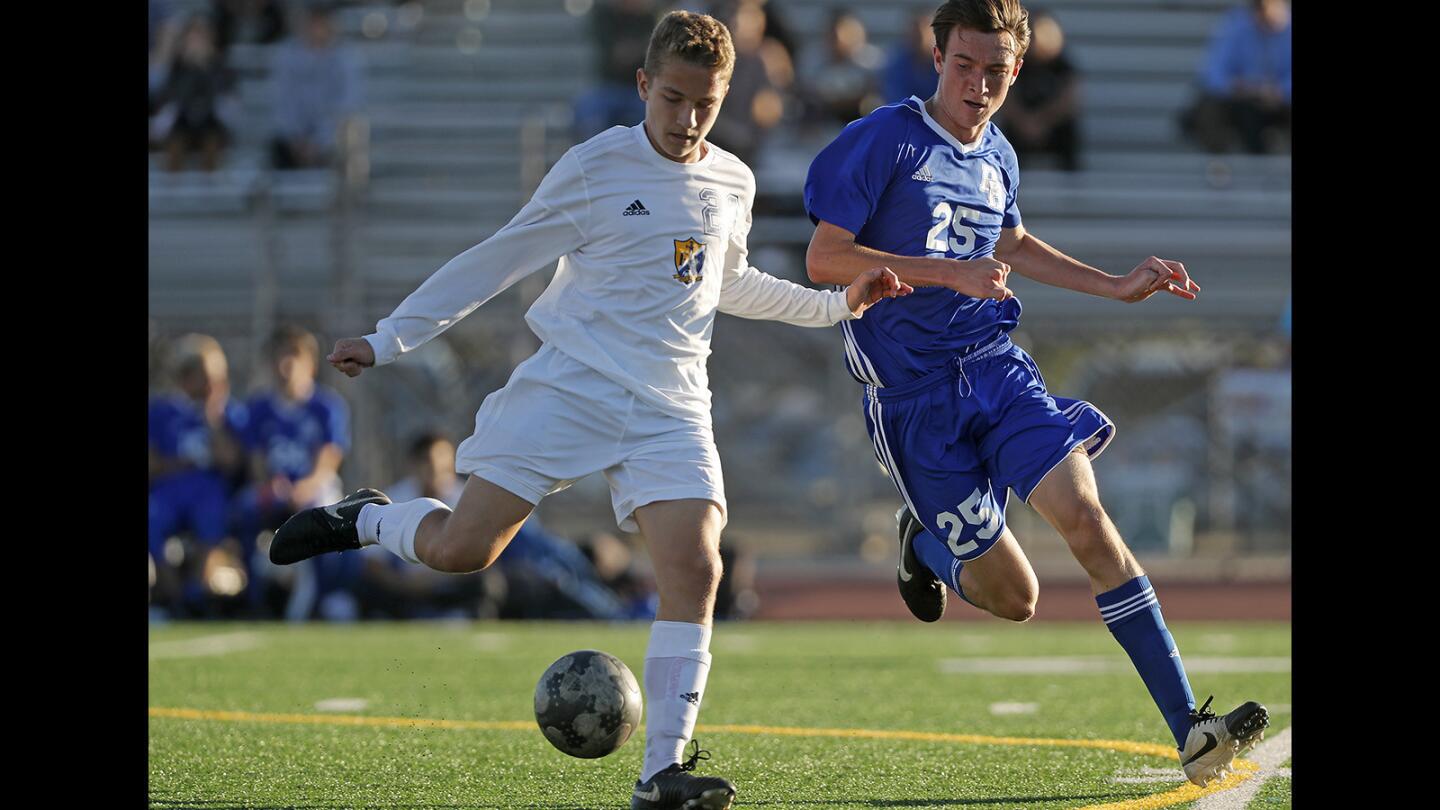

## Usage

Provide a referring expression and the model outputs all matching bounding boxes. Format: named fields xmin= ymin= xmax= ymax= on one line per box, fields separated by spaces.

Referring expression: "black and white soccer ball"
xmin=534 ymin=649 xmax=643 ymax=758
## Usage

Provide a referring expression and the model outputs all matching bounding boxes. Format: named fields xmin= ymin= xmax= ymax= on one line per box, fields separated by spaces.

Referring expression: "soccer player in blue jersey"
xmin=148 ymin=333 xmax=248 ymax=614
xmin=803 ymin=0 xmax=1267 ymax=787
xmin=233 ymin=325 xmax=351 ymax=614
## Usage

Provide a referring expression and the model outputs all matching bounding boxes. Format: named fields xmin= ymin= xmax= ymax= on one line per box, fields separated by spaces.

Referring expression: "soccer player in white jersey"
xmin=268 ymin=11 xmax=909 ymax=810
xmin=802 ymin=0 xmax=1266 ymax=789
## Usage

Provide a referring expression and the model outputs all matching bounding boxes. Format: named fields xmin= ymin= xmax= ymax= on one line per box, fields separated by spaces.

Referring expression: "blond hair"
xmin=931 ymin=0 xmax=1031 ymax=59
xmin=643 ymin=10 xmax=735 ymax=81
xmin=170 ymin=333 xmax=227 ymax=381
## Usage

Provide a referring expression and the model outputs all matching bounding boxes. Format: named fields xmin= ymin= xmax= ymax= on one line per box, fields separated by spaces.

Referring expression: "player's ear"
xmin=933 ymin=44 xmax=943 ymax=73
xmin=1010 ymin=59 xmax=1022 ymax=84
xmin=636 ymin=67 xmax=649 ymax=100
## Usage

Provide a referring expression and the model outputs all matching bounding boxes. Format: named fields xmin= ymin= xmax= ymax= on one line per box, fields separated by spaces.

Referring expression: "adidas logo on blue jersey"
xmin=622 ymin=199 xmax=650 ymax=216
xmin=911 ymin=165 xmax=935 ymax=182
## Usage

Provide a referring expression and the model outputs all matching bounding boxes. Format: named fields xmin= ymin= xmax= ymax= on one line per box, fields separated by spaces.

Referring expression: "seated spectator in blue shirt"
xmin=880 ymin=8 xmax=937 ymax=105
xmin=148 ymin=334 xmax=248 ymax=615
xmin=797 ymin=7 xmax=884 ymax=127
xmin=1182 ymin=0 xmax=1291 ymax=154
xmin=235 ymin=326 xmax=350 ymax=617
xmin=242 ymin=325 xmax=349 ymax=522
xmin=572 ymin=0 xmax=657 ymax=141
xmin=269 ymin=1 xmax=364 ymax=169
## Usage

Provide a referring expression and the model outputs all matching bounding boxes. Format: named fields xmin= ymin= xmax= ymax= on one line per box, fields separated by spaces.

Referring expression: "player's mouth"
xmin=963 ymin=100 xmax=987 ymax=112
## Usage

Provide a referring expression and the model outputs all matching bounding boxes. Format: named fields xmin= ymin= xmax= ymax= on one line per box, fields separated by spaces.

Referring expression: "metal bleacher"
xmin=150 ymin=0 xmax=1290 ymax=329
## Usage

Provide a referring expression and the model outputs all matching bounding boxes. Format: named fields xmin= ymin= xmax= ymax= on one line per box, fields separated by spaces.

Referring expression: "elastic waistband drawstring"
xmin=870 ymin=334 xmax=1013 ymax=403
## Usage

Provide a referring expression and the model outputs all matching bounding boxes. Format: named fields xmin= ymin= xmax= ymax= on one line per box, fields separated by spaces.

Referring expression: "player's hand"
xmin=846 ymin=267 xmax=914 ymax=316
xmin=1112 ymin=256 xmax=1200 ymax=303
xmin=950 ymin=258 xmax=1013 ymax=302
xmin=328 ymin=337 xmax=376 ymax=377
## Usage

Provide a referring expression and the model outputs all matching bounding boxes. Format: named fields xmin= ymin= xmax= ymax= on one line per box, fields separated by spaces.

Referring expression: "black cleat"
xmin=268 ymin=488 xmax=391 ymax=565
xmin=896 ymin=506 xmax=945 ymax=622
xmin=632 ymin=742 xmax=735 ymax=810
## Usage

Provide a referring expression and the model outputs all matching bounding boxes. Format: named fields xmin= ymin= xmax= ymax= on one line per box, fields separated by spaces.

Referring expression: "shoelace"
xmin=1188 ymin=695 xmax=1216 ymax=724
xmin=678 ymin=739 xmax=712 ymax=772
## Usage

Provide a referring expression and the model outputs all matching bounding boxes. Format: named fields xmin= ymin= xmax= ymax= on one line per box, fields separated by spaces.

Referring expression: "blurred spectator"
xmin=996 ymin=9 xmax=1080 ymax=171
xmin=797 ymin=7 xmax=883 ymax=127
xmin=573 ymin=0 xmax=657 ymax=141
xmin=706 ymin=0 xmax=793 ymax=166
xmin=269 ymin=1 xmax=365 ymax=170
xmin=881 ymin=7 xmax=937 ymax=104
xmin=714 ymin=541 xmax=758 ymax=620
xmin=234 ymin=326 xmax=350 ymax=616
xmin=213 ymin=0 xmax=288 ymax=52
xmin=148 ymin=334 xmax=249 ymax=617
xmin=500 ymin=520 xmax=654 ymax=619
xmin=1181 ymin=0 xmax=1291 ymax=154
xmin=356 ymin=433 xmax=504 ymax=619
xmin=150 ymin=0 xmax=181 ymax=144
xmin=150 ymin=14 xmax=241 ymax=172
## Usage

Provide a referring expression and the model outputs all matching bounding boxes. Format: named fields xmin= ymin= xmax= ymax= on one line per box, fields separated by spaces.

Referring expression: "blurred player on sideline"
xmin=267 ymin=11 xmax=909 ymax=810
xmin=801 ymin=0 xmax=1266 ymax=788
xmin=234 ymin=325 xmax=350 ymax=616
xmin=147 ymin=333 xmax=248 ymax=615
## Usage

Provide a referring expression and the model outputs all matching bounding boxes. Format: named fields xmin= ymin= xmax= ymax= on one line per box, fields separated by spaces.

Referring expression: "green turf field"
xmin=148 ymin=621 xmax=1291 ymax=809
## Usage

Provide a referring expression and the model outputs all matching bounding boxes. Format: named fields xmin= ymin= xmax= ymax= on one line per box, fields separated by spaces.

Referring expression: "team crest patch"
xmin=673 ymin=237 xmax=706 ymax=285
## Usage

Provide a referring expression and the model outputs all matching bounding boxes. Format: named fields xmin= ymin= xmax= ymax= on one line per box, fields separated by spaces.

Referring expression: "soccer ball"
xmin=534 ymin=649 xmax=643 ymax=758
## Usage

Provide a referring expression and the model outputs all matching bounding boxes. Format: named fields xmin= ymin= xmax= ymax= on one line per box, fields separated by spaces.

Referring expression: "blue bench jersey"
xmin=244 ymin=388 xmax=350 ymax=481
xmin=804 ymin=96 xmax=1025 ymax=387
xmin=148 ymin=395 xmax=248 ymax=474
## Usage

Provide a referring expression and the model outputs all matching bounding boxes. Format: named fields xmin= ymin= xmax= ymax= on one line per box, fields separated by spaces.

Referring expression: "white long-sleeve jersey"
xmin=363 ymin=123 xmax=857 ymax=422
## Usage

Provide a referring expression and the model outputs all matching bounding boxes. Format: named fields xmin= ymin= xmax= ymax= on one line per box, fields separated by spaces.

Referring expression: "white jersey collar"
xmin=632 ymin=122 xmax=719 ymax=171
xmin=911 ymin=96 xmax=985 ymax=154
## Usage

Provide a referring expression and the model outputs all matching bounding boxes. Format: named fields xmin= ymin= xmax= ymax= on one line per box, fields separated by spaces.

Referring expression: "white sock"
xmin=640 ymin=620 xmax=713 ymax=783
xmin=358 ymin=499 xmax=448 ymax=566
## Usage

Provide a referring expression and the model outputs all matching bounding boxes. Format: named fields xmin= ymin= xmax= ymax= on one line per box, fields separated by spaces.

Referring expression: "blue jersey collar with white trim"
xmin=908 ymin=95 xmax=990 ymax=154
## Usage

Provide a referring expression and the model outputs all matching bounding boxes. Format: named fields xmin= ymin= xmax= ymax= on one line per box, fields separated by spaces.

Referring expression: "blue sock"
xmin=912 ymin=528 xmax=979 ymax=607
xmin=1097 ymin=575 xmax=1196 ymax=748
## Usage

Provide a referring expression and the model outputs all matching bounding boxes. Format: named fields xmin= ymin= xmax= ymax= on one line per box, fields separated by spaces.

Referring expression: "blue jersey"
xmin=804 ymin=96 xmax=1024 ymax=387
xmin=147 ymin=395 xmax=248 ymax=474
xmin=243 ymin=388 xmax=350 ymax=481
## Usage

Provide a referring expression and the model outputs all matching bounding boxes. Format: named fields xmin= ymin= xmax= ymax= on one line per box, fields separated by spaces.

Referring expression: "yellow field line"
xmin=149 ymin=706 xmax=1260 ymax=808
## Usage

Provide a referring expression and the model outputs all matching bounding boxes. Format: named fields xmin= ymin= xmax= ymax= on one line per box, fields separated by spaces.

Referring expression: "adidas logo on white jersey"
xmin=622 ymin=199 xmax=650 ymax=216
xmin=911 ymin=165 xmax=935 ymax=182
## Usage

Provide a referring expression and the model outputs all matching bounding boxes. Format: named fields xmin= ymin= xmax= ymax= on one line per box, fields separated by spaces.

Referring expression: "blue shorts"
xmin=148 ymin=471 xmax=232 ymax=558
xmin=863 ymin=335 xmax=1115 ymax=562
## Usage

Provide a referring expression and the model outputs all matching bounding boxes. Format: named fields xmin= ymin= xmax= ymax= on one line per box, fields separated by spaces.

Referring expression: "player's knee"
xmin=993 ymin=586 xmax=1038 ymax=623
xmin=429 ymin=534 xmax=503 ymax=574
xmin=668 ymin=545 xmax=723 ymax=597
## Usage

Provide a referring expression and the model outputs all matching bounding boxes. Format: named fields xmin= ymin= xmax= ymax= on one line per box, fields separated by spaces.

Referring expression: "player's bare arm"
xmin=845 ymin=267 xmax=915 ymax=316
xmin=328 ymin=337 xmax=376 ymax=378
xmin=994 ymin=224 xmax=1200 ymax=303
xmin=807 ymin=219 xmax=1013 ymax=301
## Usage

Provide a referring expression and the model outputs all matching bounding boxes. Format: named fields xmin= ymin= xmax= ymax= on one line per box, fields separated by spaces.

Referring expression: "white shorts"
xmin=455 ymin=345 xmax=727 ymax=533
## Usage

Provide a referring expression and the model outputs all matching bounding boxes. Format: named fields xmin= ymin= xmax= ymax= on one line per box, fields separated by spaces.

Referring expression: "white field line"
xmin=1195 ymin=725 xmax=1292 ymax=809
xmin=315 ymin=698 xmax=369 ymax=712
xmin=148 ymin=631 xmax=264 ymax=659
xmin=714 ymin=634 xmax=757 ymax=652
xmin=989 ymin=702 xmax=1038 ymax=715
xmin=938 ymin=656 xmax=1290 ymax=675
xmin=471 ymin=632 xmax=510 ymax=651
